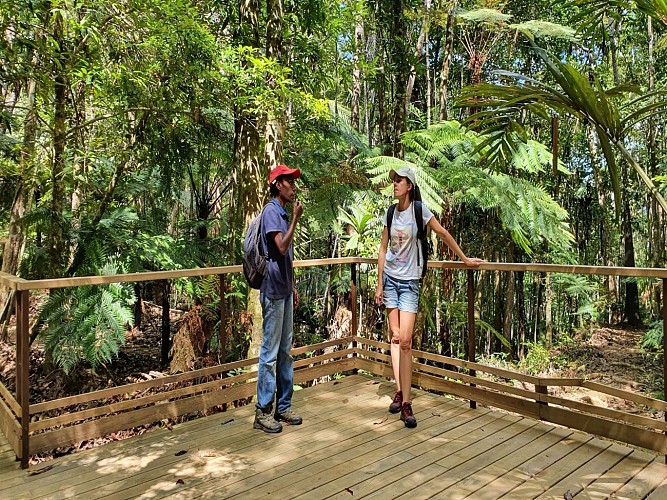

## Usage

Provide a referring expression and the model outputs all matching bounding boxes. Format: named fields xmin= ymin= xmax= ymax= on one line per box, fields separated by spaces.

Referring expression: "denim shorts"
xmin=383 ymin=274 xmax=420 ymax=313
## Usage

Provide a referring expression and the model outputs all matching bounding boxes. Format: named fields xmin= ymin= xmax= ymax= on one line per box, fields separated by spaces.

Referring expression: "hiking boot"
xmin=253 ymin=409 xmax=282 ymax=433
xmin=274 ymin=409 xmax=303 ymax=425
xmin=389 ymin=390 xmax=403 ymax=414
xmin=400 ymin=402 xmax=417 ymax=428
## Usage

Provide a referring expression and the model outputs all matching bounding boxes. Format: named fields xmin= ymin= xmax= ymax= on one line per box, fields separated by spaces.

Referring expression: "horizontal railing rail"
xmin=0 ymin=257 xmax=664 ymax=467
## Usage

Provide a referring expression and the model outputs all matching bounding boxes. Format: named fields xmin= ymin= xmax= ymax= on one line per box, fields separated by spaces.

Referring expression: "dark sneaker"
xmin=274 ymin=409 xmax=303 ymax=425
xmin=389 ymin=390 xmax=403 ymax=414
xmin=400 ymin=402 xmax=417 ymax=428
xmin=254 ymin=409 xmax=282 ymax=433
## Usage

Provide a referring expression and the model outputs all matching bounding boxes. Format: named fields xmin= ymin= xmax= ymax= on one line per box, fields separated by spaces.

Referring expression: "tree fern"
xmin=366 ymin=121 xmax=574 ymax=255
xmin=35 ymin=256 xmax=135 ymax=374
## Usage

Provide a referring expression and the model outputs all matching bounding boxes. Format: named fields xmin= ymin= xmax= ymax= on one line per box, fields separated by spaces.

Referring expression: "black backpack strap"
xmin=386 ymin=203 xmax=397 ymax=236
xmin=258 ymin=204 xmax=268 ymax=257
xmin=415 ymin=201 xmax=424 ymax=239
xmin=414 ymin=201 xmax=429 ymax=278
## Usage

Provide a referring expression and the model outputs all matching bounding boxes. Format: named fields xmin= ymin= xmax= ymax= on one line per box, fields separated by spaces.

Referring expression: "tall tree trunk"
xmin=0 ymin=75 xmax=37 ymax=305
xmin=406 ymin=0 xmax=430 ymax=114
xmin=438 ymin=1 xmax=456 ymax=121
xmin=350 ymin=13 xmax=364 ymax=135
xmin=610 ymin=19 xmax=641 ymax=326
xmin=264 ymin=0 xmax=285 ymax=169
xmin=237 ymin=0 xmax=265 ymax=361
xmin=622 ymin=166 xmax=642 ymax=325
xmin=48 ymin=11 xmax=68 ymax=277
xmin=390 ymin=0 xmax=408 ymax=159
xmin=586 ymin=125 xmax=616 ymax=323
xmin=647 ymin=17 xmax=664 ymax=316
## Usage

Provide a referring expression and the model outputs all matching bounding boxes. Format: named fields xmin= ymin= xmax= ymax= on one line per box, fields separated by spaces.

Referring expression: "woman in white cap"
xmin=374 ymin=166 xmax=483 ymax=428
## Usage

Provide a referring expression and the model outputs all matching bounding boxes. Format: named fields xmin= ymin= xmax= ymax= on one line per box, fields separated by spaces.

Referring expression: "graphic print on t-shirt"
xmin=389 ymin=222 xmax=414 ymax=267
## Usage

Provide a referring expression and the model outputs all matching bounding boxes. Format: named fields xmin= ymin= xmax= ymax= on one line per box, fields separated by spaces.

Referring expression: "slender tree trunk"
xmin=378 ymin=66 xmax=389 ymax=153
xmin=48 ymin=11 xmax=68 ymax=277
xmin=237 ymin=0 xmax=265 ymax=361
xmin=350 ymin=13 xmax=364 ymax=135
xmin=390 ymin=0 xmax=408 ymax=159
xmin=586 ymin=125 xmax=616 ymax=323
xmin=264 ymin=0 xmax=285 ymax=169
xmin=647 ymin=17 xmax=664 ymax=316
xmin=406 ymin=0 xmax=430 ymax=114
xmin=438 ymin=2 xmax=456 ymax=121
xmin=0 ymin=75 xmax=37 ymax=290
xmin=622 ymin=166 xmax=642 ymax=325
xmin=608 ymin=17 xmax=641 ymax=325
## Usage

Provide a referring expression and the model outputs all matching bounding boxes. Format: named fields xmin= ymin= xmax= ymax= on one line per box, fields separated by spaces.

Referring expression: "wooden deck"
xmin=1 ymin=374 xmax=666 ymax=499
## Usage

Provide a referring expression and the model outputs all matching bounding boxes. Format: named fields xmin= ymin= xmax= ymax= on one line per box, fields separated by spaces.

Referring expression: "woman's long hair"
xmin=409 ymin=182 xmax=422 ymax=202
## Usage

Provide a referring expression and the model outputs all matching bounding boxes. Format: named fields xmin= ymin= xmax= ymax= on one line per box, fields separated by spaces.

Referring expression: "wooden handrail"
xmin=2 ymin=257 xmax=666 ymax=291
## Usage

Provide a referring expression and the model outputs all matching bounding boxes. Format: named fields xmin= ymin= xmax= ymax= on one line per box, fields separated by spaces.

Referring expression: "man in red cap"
xmin=253 ymin=164 xmax=304 ymax=433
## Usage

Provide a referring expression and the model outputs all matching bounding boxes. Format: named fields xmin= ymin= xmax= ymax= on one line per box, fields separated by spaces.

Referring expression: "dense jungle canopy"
xmin=1 ymin=0 xmax=666 ymax=374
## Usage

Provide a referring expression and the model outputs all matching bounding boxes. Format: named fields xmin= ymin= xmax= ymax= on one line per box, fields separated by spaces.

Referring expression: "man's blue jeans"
xmin=256 ymin=293 xmax=294 ymax=414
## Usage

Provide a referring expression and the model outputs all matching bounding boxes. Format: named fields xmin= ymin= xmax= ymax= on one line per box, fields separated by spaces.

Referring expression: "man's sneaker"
xmin=253 ymin=409 xmax=282 ymax=433
xmin=274 ymin=409 xmax=303 ymax=425
xmin=400 ymin=402 xmax=417 ymax=428
xmin=389 ymin=390 xmax=403 ymax=414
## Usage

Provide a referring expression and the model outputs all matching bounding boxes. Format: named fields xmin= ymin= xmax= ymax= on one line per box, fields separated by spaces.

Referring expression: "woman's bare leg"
xmin=387 ymin=307 xmax=401 ymax=391
xmin=398 ymin=310 xmax=417 ymax=402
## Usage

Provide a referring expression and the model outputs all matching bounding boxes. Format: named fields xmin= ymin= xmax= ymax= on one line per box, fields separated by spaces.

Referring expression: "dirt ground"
xmin=0 ymin=321 xmax=663 ymax=464
xmin=542 ymin=326 xmax=662 ymax=418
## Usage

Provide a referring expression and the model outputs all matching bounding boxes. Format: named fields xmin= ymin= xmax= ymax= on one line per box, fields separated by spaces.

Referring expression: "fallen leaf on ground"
xmin=563 ymin=490 xmax=573 ymax=500
xmin=176 ymin=479 xmax=185 ymax=485
xmin=373 ymin=417 xmax=388 ymax=425
xmin=28 ymin=465 xmax=53 ymax=476
xmin=221 ymin=419 xmax=234 ymax=425
xmin=175 ymin=450 xmax=187 ymax=456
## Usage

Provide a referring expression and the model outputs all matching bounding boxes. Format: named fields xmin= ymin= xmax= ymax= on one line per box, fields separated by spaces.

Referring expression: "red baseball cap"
xmin=269 ymin=164 xmax=301 ymax=184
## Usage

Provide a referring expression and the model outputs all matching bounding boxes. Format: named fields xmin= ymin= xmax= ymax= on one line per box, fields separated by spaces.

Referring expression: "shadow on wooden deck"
xmin=1 ymin=374 xmax=666 ymax=499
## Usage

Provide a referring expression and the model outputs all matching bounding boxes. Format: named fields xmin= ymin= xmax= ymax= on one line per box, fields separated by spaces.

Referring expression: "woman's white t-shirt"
xmin=382 ymin=202 xmax=433 ymax=280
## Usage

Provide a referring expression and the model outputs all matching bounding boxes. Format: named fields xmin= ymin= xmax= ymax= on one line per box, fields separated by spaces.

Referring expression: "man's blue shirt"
xmin=260 ymin=198 xmax=293 ymax=299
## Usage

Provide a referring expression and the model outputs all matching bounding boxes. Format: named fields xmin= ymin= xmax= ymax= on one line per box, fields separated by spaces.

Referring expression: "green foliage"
xmin=510 ymin=20 xmax=578 ymax=41
xmin=367 ymin=122 xmax=574 ymax=255
xmin=553 ymin=273 xmax=602 ymax=323
xmin=519 ymin=341 xmax=552 ymax=375
xmin=337 ymin=192 xmax=384 ymax=257
xmin=457 ymin=41 xmax=667 ymax=216
xmin=35 ymin=258 xmax=135 ymax=374
xmin=642 ymin=320 xmax=664 ymax=353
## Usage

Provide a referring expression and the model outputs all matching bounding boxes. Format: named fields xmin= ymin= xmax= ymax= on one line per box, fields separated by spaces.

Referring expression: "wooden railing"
xmin=0 ymin=258 xmax=665 ymax=468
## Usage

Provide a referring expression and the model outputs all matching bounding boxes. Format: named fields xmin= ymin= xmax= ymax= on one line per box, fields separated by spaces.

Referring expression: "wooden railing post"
xmin=161 ymin=280 xmax=170 ymax=367
xmin=467 ymin=270 xmax=476 ymax=409
xmin=16 ymin=289 xmax=29 ymax=468
xmin=351 ymin=263 xmax=358 ymax=336
xmin=219 ymin=275 xmax=227 ymax=364
xmin=663 ymin=278 xmax=666 ymax=463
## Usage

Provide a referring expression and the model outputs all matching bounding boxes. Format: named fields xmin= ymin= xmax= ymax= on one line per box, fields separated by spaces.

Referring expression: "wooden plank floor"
xmin=1 ymin=374 xmax=666 ymax=499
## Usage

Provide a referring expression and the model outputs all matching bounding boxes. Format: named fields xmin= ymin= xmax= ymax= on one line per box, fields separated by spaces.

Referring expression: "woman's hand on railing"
xmin=463 ymin=257 xmax=485 ymax=268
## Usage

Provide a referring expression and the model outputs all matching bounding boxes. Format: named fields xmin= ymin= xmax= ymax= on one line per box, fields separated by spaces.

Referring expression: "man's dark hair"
xmin=269 ymin=175 xmax=291 ymax=197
